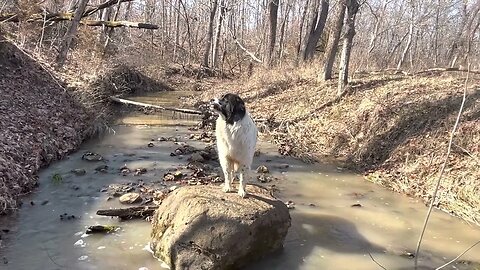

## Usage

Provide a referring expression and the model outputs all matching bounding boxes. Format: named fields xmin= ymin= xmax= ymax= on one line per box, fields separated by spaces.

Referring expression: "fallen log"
xmin=109 ymin=96 xmax=203 ymax=115
xmin=96 ymin=206 xmax=158 ymax=219
xmin=80 ymin=20 xmax=158 ymax=29
xmin=1 ymin=0 xmax=134 ymax=23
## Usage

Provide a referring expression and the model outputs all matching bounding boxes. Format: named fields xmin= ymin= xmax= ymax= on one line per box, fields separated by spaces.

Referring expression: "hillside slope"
xmin=0 ymin=40 xmax=91 ymax=214
xmin=188 ymin=67 xmax=480 ymax=225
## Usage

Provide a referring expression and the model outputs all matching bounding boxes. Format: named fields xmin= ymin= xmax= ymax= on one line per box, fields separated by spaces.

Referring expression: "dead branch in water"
xmin=96 ymin=206 xmax=158 ymax=219
xmin=109 ymin=96 xmax=203 ymax=115
xmin=414 ymin=65 xmax=471 ymax=269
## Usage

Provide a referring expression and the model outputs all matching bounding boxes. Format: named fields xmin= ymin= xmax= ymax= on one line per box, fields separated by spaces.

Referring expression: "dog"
xmin=211 ymin=93 xmax=258 ymax=198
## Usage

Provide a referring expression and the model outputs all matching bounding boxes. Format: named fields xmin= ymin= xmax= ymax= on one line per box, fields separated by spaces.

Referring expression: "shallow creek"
xmin=1 ymin=91 xmax=479 ymax=270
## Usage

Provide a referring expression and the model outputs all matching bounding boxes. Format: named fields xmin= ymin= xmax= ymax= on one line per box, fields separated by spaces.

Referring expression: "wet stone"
xmin=82 ymin=152 xmax=103 ymax=162
xmin=95 ymin=165 xmax=108 ymax=172
xmin=134 ymin=168 xmax=147 ymax=176
xmin=86 ymin=225 xmax=119 ymax=234
xmin=188 ymin=152 xmax=205 ymax=163
xmin=119 ymin=192 xmax=142 ymax=204
xmin=147 ymin=142 xmax=155 ymax=147
xmin=71 ymin=169 xmax=86 ymax=176
xmin=256 ymin=165 xmax=270 ymax=174
xmin=351 ymin=203 xmax=362 ymax=207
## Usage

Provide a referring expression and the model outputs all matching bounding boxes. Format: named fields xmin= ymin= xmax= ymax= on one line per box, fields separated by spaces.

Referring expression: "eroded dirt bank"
xmin=186 ymin=67 xmax=480 ymax=225
xmin=0 ymin=40 xmax=91 ymax=214
xmin=0 ymin=38 xmax=169 ymax=215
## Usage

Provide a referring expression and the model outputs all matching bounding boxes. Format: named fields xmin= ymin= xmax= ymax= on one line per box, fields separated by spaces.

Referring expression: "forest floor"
xmin=183 ymin=66 xmax=480 ymax=225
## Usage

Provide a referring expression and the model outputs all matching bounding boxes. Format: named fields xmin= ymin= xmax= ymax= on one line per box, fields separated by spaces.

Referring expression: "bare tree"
xmin=396 ymin=0 xmax=415 ymax=71
xmin=203 ymin=0 xmax=219 ymax=67
xmin=56 ymin=0 xmax=90 ymax=68
xmin=337 ymin=0 xmax=359 ymax=95
xmin=265 ymin=0 xmax=279 ymax=67
xmin=323 ymin=0 xmax=346 ymax=80
xmin=302 ymin=0 xmax=329 ymax=61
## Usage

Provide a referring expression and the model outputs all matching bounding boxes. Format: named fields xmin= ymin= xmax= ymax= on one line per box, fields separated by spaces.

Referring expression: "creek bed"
xmin=1 ymin=91 xmax=479 ymax=270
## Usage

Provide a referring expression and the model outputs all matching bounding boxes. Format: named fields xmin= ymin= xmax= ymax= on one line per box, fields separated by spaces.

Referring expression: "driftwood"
xmin=96 ymin=206 xmax=158 ymax=219
xmin=109 ymin=96 xmax=203 ymax=115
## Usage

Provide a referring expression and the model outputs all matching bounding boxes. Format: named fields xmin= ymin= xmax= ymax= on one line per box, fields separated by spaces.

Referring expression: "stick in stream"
xmin=96 ymin=206 xmax=158 ymax=219
xmin=109 ymin=96 xmax=203 ymax=115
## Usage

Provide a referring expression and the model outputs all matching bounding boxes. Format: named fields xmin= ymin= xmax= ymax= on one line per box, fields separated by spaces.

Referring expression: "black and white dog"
xmin=211 ymin=94 xmax=258 ymax=198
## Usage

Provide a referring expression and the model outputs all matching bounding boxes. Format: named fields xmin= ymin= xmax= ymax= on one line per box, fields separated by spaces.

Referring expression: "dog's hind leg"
xmin=221 ymin=157 xmax=233 ymax=193
xmin=238 ymin=165 xmax=248 ymax=198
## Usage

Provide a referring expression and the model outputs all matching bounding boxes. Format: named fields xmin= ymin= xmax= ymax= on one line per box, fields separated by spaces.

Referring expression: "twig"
xmin=435 ymin=240 xmax=480 ymax=270
xmin=453 ymin=143 xmax=480 ymax=164
xmin=41 ymin=243 xmax=66 ymax=268
xmin=413 ymin=64 xmax=471 ymax=269
xmin=368 ymin=252 xmax=387 ymax=270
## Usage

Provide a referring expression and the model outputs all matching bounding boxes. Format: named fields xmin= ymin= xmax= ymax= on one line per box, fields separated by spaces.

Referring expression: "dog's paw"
xmin=238 ymin=189 xmax=247 ymax=198
xmin=222 ymin=185 xmax=232 ymax=193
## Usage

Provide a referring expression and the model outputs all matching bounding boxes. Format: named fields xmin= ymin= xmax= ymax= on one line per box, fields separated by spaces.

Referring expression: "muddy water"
xmin=1 ymin=91 xmax=480 ymax=270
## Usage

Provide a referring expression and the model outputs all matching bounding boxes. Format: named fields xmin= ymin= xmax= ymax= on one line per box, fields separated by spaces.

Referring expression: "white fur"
xmin=215 ymin=111 xmax=258 ymax=198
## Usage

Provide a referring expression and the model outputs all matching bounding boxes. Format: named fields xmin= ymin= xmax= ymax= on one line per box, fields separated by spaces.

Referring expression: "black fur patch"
xmin=215 ymin=93 xmax=246 ymax=125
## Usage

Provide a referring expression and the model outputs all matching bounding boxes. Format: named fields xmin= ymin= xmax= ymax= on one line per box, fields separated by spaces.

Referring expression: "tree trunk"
xmin=303 ymin=0 xmax=329 ymax=61
xmin=173 ymin=0 xmax=181 ymax=62
xmin=396 ymin=1 xmax=414 ymax=71
xmin=337 ymin=0 xmax=359 ymax=95
xmin=277 ymin=0 xmax=292 ymax=61
xmin=56 ymin=0 xmax=89 ymax=68
xmin=212 ymin=0 xmax=226 ymax=68
xmin=264 ymin=0 xmax=279 ymax=67
xmin=203 ymin=0 xmax=219 ymax=67
xmin=296 ymin=0 xmax=310 ymax=63
xmin=323 ymin=0 xmax=346 ymax=80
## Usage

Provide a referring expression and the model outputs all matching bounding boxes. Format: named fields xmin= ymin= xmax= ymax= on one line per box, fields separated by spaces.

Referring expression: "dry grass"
xmin=186 ymin=66 xmax=480 ymax=225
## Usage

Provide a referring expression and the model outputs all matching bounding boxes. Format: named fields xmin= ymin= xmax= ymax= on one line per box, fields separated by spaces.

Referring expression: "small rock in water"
xmin=71 ymin=169 xmax=86 ymax=176
xmin=254 ymin=150 xmax=261 ymax=157
xmin=40 ymin=200 xmax=49 ymax=205
xmin=82 ymin=152 xmax=103 ymax=162
xmin=309 ymin=203 xmax=316 ymax=207
xmin=30 ymin=201 xmax=35 ymax=206
xmin=274 ymin=164 xmax=289 ymax=169
xmin=78 ymin=255 xmax=88 ymax=261
xmin=157 ymin=137 xmax=167 ymax=142
xmin=3 ymin=257 xmax=8 ymax=264
xmin=285 ymin=201 xmax=295 ymax=209
xmin=147 ymin=142 xmax=155 ymax=148
xmin=351 ymin=203 xmax=362 ymax=208
xmin=86 ymin=225 xmax=119 ymax=234
xmin=134 ymin=168 xmax=147 ymax=176
xmin=119 ymin=193 xmax=142 ymax=204
xmin=257 ymin=174 xmax=274 ymax=183
xmin=95 ymin=165 xmax=108 ymax=173
xmin=256 ymin=165 xmax=270 ymax=174
xmin=188 ymin=152 xmax=204 ymax=163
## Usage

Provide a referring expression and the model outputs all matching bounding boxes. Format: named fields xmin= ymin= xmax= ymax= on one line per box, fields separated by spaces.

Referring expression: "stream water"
xmin=1 ymin=91 xmax=479 ymax=270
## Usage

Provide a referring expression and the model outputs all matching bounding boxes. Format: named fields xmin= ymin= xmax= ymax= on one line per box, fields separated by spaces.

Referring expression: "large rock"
xmin=150 ymin=184 xmax=291 ymax=270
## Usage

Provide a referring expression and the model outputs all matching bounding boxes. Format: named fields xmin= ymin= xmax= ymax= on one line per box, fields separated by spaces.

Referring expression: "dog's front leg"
xmin=221 ymin=158 xmax=233 ymax=193
xmin=238 ymin=165 xmax=248 ymax=198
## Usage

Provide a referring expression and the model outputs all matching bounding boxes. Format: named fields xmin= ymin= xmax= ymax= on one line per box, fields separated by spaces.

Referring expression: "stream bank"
xmin=1 ymin=91 xmax=479 ymax=270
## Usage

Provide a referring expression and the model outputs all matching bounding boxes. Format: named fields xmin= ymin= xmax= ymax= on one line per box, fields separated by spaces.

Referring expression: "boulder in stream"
xmin=150 ymin=185 xmax=291 ymax=270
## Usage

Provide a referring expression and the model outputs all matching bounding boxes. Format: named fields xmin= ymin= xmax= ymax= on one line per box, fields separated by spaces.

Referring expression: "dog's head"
xmin=211 ymin=93 xmax=246 ymax=125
